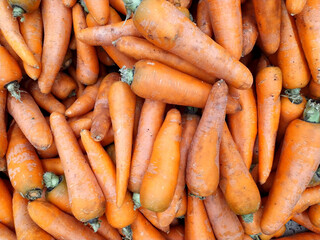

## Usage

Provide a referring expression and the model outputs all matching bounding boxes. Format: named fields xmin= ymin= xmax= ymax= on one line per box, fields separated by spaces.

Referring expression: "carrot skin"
xmin=276 ymin=232 xmax=320 ymax=240
xmin=0 ymin=222 xmax=16 ymax=240
xmin=84 ymin=0 xmax=109 ymax=25
xmin=0 ymin=90 xmax=7 ymax=159
xmin=51 ymin=72 xmax=77 ymax=100
xmin=41 ymin=158 xmax=64 ymax=175
xmin=196 ymin=0 xmax=213 ymax=37
xmin=0 ymin=179 xmax=14 ymax=230
xmin=309 ymin=204 xmax=320 ymax=227
xmin=286 ymin=0 xmax=307 ymax=15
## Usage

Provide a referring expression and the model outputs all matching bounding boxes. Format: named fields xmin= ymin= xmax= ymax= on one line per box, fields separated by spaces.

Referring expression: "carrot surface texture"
xmin=0 ymin=178 xmax=14 ymax=230
xmin=0 ymin=90 xmax=7 ymax=160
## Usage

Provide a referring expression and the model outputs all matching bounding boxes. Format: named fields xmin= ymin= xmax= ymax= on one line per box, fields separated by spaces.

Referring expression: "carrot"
xmin=296 ymin=0 xmax=320 ymax=84
xmin=160 ymin=225 xmax=184 ymax=240
xmin=65 ymin=79 xmax=101 ymax=118
xmin=62 ymin=95 xmax=77 ymax=109
xmin=277 ymin=89 xmax=307 ymax=143
xmin=241 ymin=0 xmax=258 ymax=56
xmin=227 ymin=86 xmax=257 ymax=169
xmin=8 ymin=0 xmax=40 ymax=18
xmin=0 ymin=222 xmax=16 ymax=240
xmin=95 ymin=215 xmax=122 ymax=240
xmin=7 ymin=91 xmax=53 ymax=150
xmin=0 ymin=30 xmax=22 ymax=66
xmin=309 ymin=204 xmax=320 ymax=227
xmin=243 ymin=235 xmax=252 ymax=240
xmin=205 ymin=187 xmax=244 ymax=240
xmin=63 ymin=0 xmax=77 ymax=7
xmin=276 ymin=232 xmax=320 ymax=240
xmin=51 ymin=72 xmax=77 ymax=100
xmin=157 ymin=112 xmax=199 ymax=227
xmin=261 ymin=100 xmax=320 ymax=235
xmin=73 ymin=4 xmax=99 ymax=85
xmin=185 ymin=193 xmax=215 ymax=240
xmin=128 ymin=99 xmax=166 ymax=193
xmin=83 ymin=0 xmax=109 ymax=25
xmin=109 ymin=0 xmax=126 ymax=15
xmin=114 ymin=36 xmax=216 ymax=83
xmin=97 ymin=47 xmax=115 ymax=66
xmin=175 ymin=189 xmax=187 ymax=218
xmin=106 ymin=143 xmax=116 ymax=164
xmin=0 ymin=0 xmax=39 ymax=68
xmin=50 ymin=112 xmax=105 ymax=223
xmin=292 ymin=211 xmax=320 ymax=234
xmin=41 ymin=158 xmax=64 ymax=175
xmin=91 ymin=73 xmax=119 ymax=141
xmin=278 ymin=0 xmax=310 ymax=89
xmin=0 ymin=90 xmax=7 ymax=160
xmin=309 ymin=80 xmax=320 ymax=99
xmin=13 ymin=191 xmax=54 ymax=240
xmin=186 ymin=80 xmax=228 ymax=197
xmin=196 ymin=0 xmax=213 ymax=37
xmin=28 ymin=200 xmax=105 ymax=239
xmin=124 ymin=0 xmax=253 ymax=89
xmin=69 ymin=118 xmax=92 ymax=138
xmin=260 ymin=225 xmax=286 ymax=240
xmin=220 ymin=122 xmax=261 ymax=215
xmin=292 ymin=185 xmax=320 ymax=214
xmin=6 ymin=123 xmax=44 ymax=200
xmin=36 ymin=117 xmax=58 ymax=158
xmin=80 ymin=129 xmax=138 ymax=228
xmin=19 ymin=9 xmax=42 ymax=80
xmin=0 ymin=178 xmax=14 ymax=230
xmin=260 ymin=171 xmax=276 ymax=194
xmin=38 ymin=0 xmax=72 ymax=94
xmin=136 ymin=207 xmax=169 ymax=232
xmin=168 ymin=0 xmax=191 ymax=7
xmin=256 ymin=66 xmax=282 ymax=184
xmin=108 ymin=81 xmax=136 ymax=207
xmin=132 ymin=96 xmax=144 ymax=142
xmin=252 ymin=0 xmax=281 ymax=54
xmin=68 ymin=66 xmax=85 ymax=98
xmin=286 ymin=0 xmax=307 ymax=15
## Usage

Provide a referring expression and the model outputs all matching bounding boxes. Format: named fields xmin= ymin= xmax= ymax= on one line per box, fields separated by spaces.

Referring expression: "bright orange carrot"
xmin=175 ymin=189 xmax=187 ymax=218
xmin=63 ymin=0 xmax=77 ymax=7
xmin=309 ymin=79 xmax=320 ymax=99
xmin=41 ymin=158 xmax=64 ymax=175
xmin=186 ymin=80 xmax=228 ymax=197
xmin=286 ymin=0 xmax=307 ymax=15
xmin=160 ymin=225 xmax=184 ymax=240
xmin=84 ymin=0 xmax=109 ymax=25
xmin=309 ymin=204 xmax=320 ymax=227
xmin=0 ymin=178 xmax=14 ymax=230
xmin=292 ymin=185 xmax=320 ymax=214
xmin=0 ymin=222 xmax=16 ymax=240
xmin=36 ymin=119 xmax=58 ymax=159
xmin=51 ymin=72 xmax=77 ymax=100
xmin=292 ymin=211 xmax=320 ymax=234
xmin=196 ymin=0 xmax=213 ymax=37
xmin=38 ymin=0 xmax=72 ymax=94
xmin=8 ymin=0 xmax=40 ymax=17
xmin=69 ymin=117 xmax=92 ymax=138
xmin=0 ymin=30 xmax=22 ymax=68
xmin=136 ymin=206 xmax=169 ymax=232
xmin=0 ymin=90 xmax=7 ymax=160
xmin=68 ymin=66 xmax=85 ymax=98
xmin=276 ymin=232 xmax=320 ymax=240
xmin=96 ymin=215 xmax=122 ymax=240
xmin=97 ymin=47 xmax=115 ymax=66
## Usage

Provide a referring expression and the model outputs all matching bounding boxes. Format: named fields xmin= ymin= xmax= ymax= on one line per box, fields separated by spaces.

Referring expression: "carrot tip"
xmin=122 ymin=225 xmax=133 ymax=240
xmin=132 ymin=193 xmax=141 ymax=210
xmin=25 ymin=188 xmax=43 ymax=200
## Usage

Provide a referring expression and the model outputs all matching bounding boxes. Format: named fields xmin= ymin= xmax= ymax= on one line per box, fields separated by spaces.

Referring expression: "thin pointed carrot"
xmin=0 ymin=178 xmax=14 ymax=230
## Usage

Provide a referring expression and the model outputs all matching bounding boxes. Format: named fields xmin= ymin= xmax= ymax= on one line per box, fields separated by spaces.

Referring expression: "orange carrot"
xmin=0 ymin=30 xmax=22 ymax=68
xmin=292 ymin=211 xmax=320 ymax=234
xmin=69 ymin=117 xmax=92 ymax=138
xmin=309 ymin=204 xmax=320 ymax=227
xmin=196 ymin=0 xmax=213 ymax=37
xmin=0 ymin=178 xmax=14 ymax=230
xmin=260 ymin=225 xmax=286 ymax=240
xmin=260 ymin=171 xmax=276 ymax=194
xmin=62 ymin=48 xmax=73 ymax=70
xmin=109 ymin=0 xmax=126 ymax=15
xmin=286 ymin=0 xmax=307 ymax=15
xmin=36 ymin=119 xmax=58 ymax=159
xmin=136 ymin=206 xmax=169 ymax=232
xmin=97 ymin=47 xmax=115 ymax=66
xmin=62 ymin=95 xmax=77 ymax=109
xmin=0 ymin=90 xmax=7 ymax=160
xmin=168 ymin=0 xmax=191 ymax=7
xmin=160 ymin=225 xmax=184 ymax=240
xmin=63 ymin=0 xmax=77 ymax=7
xmin=132 ymin=96 xmax=144 ymax=142
xmin=276 ymin=232 xmax=320 ymax=240
xmin=41 ymin=158 xmax=64 ymax=175
xmin=51 ymin=72 xmax=77 ymax=100
xmin=84 ymin=0 xmax=109 ymax=25
xmin=292 ymin=185 xmax=320 ymax=214
xmin=175 ymin=190 xmax=187 ymax=218
xmin=8 ymin=0 xmax=41 ymax=17
xmin=0 ymin=222 xmax=16 ymax=240
xmin=68 ymin=66 xmax=85 ymax=98
xmin=309 ymin=80 xmax=320 ymax=99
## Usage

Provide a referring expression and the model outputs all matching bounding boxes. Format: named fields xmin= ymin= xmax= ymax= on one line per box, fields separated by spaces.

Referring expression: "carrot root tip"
xmin=122 ymin=225 xmax=133 ymax=240
xmin=6 ymin=81 xmax=22 ymax=102
xmin=43 ymin=172 xmax=61 ymax=190
xmin=132 ymin=192 xmax=141 ymax=210
xmin=119 ymin=66 xmax=134 ymax=85
xmin=303 ymin=99 xmax=320 ymax=123
xmin=25 ymin=188 xmax=43 ymax=200
xmin=85 ymin=218 xmax=101 ymax=232
xmin=241 ymin=213 xmax=254 ymax=223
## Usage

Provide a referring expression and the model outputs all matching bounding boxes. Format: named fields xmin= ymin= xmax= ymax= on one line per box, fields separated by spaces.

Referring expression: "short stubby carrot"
xmin=286 ymin=0 xmax=307 ymax=15
xmin=51 ymin=72 xmax=77 ymax=100
xmin=0 ymin=90 xmax=7 ymax=159
xmin=196 ymin=0 xmax=213 ymax=37
xmin=0 ymin=178 xmax=14 ymax=230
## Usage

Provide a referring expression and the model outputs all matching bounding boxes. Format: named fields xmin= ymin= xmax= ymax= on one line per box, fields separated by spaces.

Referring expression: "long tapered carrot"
xmin=38 ymin=0 xmax=72 ymax=94
xmin=185 ymin=193 xmax=215 ymax=240
xmin=13 ymin=191 xmax=55 ymax=240
xmin=309 ymin=204 xmax=320 ymax=227
xmin=186 ymin=80 xmax=228 ymax=197
xmin=6 ymin=123 xmax=44 ymax=200
xmin=0 ymin=90 xmax=7 ymax=160
xmin=252 ymin=0 xmax=281 ymax=54
xmin=0 ymin=222 xmax=16 ymax=240
xmin=73 ymin=3 xmax=99 ymax=85
xmin=256 ymin=66 xmax=282 ymax=184
xmin=128 ymin=99 xmax=166 ymax=193
xmin=108 ymin=81 xmax=136 ymax=207
xmin=261 ymin=100 xmax=320 ymax=235
xmin=83 ymin=0 xmax=109 ymax=25
xmin=51 ymin=72 xmax=77 ymax=100
xmin=114 ymin=36 xmax=216 ymax=84
xmin=0 ymin=30 xmax=22 ymax=70
xmin=0 ymin=0 xmax=39 ymax=69
xmin=286 ymin=0 xmax=307 ymax=15
xmin=196 ymin=0 xmax=213 ymax=37
xmin=7 ymin=91 xmax=53 ymax=150
xmin=41 ymin=158 xmax=64 ymax=175
xmin=91 ymin=73 xmax=119 ymax=141
xmin=124 ymin=0 xmax=253 ymax=90
xmin=228 ymin=86 xmax=257 ymax=169
xmin=204 ymin=187 xmax=244 ymax=240
xmin=28 ymin=200 xmax=105 ymax=240
xmin=50 ymin=112 xmax=105 ymax=223
xmin=292 ymin=211 xmax=320 ymax=234
xmin=0 ymin=178 xmax=14 ymax=230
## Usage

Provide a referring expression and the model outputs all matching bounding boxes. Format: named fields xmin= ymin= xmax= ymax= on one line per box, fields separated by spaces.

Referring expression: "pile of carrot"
xmin=2 ymin=0 xmax=320 ymax=239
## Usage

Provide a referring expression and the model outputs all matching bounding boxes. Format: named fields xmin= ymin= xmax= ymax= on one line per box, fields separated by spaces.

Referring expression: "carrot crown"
xmin=43 ymin=172 xmax=61 ymax=191
xmin=122 ymin=225 xmax=133 ymax=240
xmin=80 ymin=0 xmax=89 ymax=13
xmin=119 ymin=66 xmax=134 ymax=85
xmin=241 ymin=213 xmax=253 ymax=223
xmin=303 ymin=99 xmax=320 ymax=123
xmin=123 ymin=0 xmax=142 ymax=19
xmin=132 ymin=192 xmax=141 ymax=210
xmin=12 ymin=6 xmax=25 ymax=21
xmin=282 ymin=88 xmax=303 ymax=104
xmin=6 ymin=81 xmax=22 ymax=102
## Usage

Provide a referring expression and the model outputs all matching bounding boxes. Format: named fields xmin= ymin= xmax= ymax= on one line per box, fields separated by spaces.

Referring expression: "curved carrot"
xmin=73 ymin=3 xmax=99 ymax=85
xmin=28 ymin=200 xmax=105 ymax=240
xmin=51 ymin=72 xmax=77 ymax=100
xmin=129 ymin=99 xmax=166 ymax=193
xmin=196 ymin=0 xmax=213 ymax=37
xmin=160 ymin=225 xmax=184 ymax=240
xmin=114 ymin=36 xmax=216 ymax=83
xmin=276 ymin=232 xmax=320 ymax=240
xmin=0 ymin=179 xmax=14 ymax=230
xmin=6 ymin=123 xmax=44 ymax=200
xmin=0 ymin=90 xmax=7 ymax=160
xmin=286 ymin=0 xmax=307 ymax=15
xmin=185 ymin=193 xmax=215 ymax=240
xmin=0 ymin=222 xmax=16 ymax=240
xmin=0 ymin=0 xmax=39 ymax=68
xmin=292 ymin=211 xmax=320 ymax=234
xmin=204 ymin=187 xmax=244 ymax=240
xmin=186 ymin=80 xmax=228 ymax=197
xmin=63 ymin=0 xmax=77 ymax=7
xmin=7 ymin=91 xmax=53 ymax=150
xmin=38 ymin=0 xmax=72 ymax=94
xmin=256 ymin=66 xmax=282 ymax=184
xmin=97 ymin=47 xmax=115 ymax=66
xmin=50 ymin=112 xmax=105 ymax=223
xmin=84 ymin=0 xmax=109 ymax=25
xmin=228 ymin=86 xmax=257 ymax=169
xmin=42 ymin=158 xmax=64 ymax=175
xmin=69 ymin=117 xmax=92 ymax=138
xmin=19 ymin=9 xmax=42 ymax=80
xmin=261 ymin=100 xmax=320 ymax=235
xmin=309 ymin=204 xmax=320 ymax=227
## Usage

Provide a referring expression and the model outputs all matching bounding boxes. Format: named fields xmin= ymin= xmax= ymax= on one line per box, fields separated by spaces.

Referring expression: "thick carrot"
xmin=160 ymin=225 xmax=184 ymax=240
xmin=28 ymin=200 xmax=105 ymax=240
xmin=292 ymin=211 xmax=320 ymax=234
xmin=296 ymin=0 xmax=320 ymax=83
xmin=278 ymin=0 xmax=310 ymax=89
xmin=185 ymin=193 xmax=215 ymax=240
xmin=206 ymin=0 xmax=242 ymax=59
xmin=186 ymin=80 xmax=228 ymax=197
xmin=19 ymin=9 xmax=42 ymax=80
xmin=73 ymin=4 xmax=99 ymax=85
xmin=50 ymin=112 xmax=105 ymax=223
xmin=140 ymin=109 xmax=181 ymax=212
xmin=286 ymin=0 xmax=307 ymax=15
xmin=108 ymin=81 xmax=136 ymax=207
xmin=309 ymin=204 xmax=320 ymax=227
xmin=91 ymin=73 xmax=119 ymax=141
xmin=13 ymin=191 xmax=54 ymax=240
xmin=157 ymin=113 xmax=199 ymax=227
xmin=65 ymin=79 xmax=101 ymax=118
xmin=114 ymin=36 xmax=216 ymax=84
xmin=63 ymin=0 xmax=77 ymax=7
xmin=276 ymin=232 xmax=320 ymax=240
xmin=97 ymin=47 xmax=115 ymax=66
xmin=42 ymin=158 xmax=64 ymax=175
xmin=0 ymin=178 xmax=14 ymax=230
xmin=69 ymin=117 xmax=92 ymax=137
xmin=227 ymin=86 xmax=257 ymax=169
xmin=125 ymin=0 xmax=253 ymax=89
xmin=205 ymin=187 xmax=244 ymax=240
xmin=6 ymin=123 xmax=44 ymax=200
xmin=0 ymin=0 xmax=39 ymax=68
xmin=261 ymin=100 xmax=320 ymax=235
xmin=0 ymin=90 xmax=7 ymax=160
xmin=0 ymin=222 xmax=16 ymax=240
xmin=51 ymin=72 xmax=77 ymax=100
xmin=7 ymin=91 xmax=53 ymax=150
xmin=38 ymin=0 xmax=72 ymax=94
xmin=129 ymin=99 xmax=166 ymax=193
xmin=84 ymin=0 xmax=109 ymax=25
xmin=256 ymin=66 xmax=282 ymax=184
xmin=196 ymin=0 xmax=213 ymax=37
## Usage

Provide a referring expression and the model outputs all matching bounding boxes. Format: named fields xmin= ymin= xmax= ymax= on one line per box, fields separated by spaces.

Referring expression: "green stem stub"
xmin=132 ymin=193 xmax=141 ymax=210
xmin=123 ymin=0 xmax=142 ymax=21
xmin=119 ymin=66 xmax=134 ymax=85
xmin=241 ymin=213 xmax=254 ymax=223
xmin=283 ymin=88 xmax=303 ymax=104
xmin=303 ymin=99 xmax=320 ymax=123
xmin=80 ymin=0 xmax=89 ymax=13
xmin=25 ymin=188 xmax=43 ymax=201
xmin=122 ymin=225 xmax=133 ymax=240
xmin=43 ymin=172 xmax=61 ymax=191
xmin=6 ymin=81 xmax=22 ymax=102
xmin=188 ymin=192 xmax=206 ymax=200
xmin=85 ymin=218 xmax=101 ymax=232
